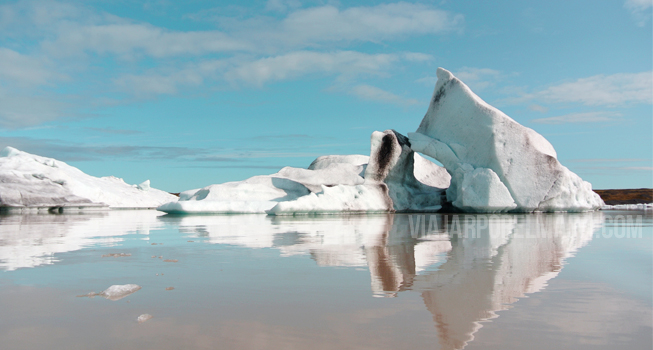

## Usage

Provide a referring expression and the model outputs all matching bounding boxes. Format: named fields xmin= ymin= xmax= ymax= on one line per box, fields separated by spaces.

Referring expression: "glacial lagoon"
xmin=0 ymin=210 xmax=650 ymax=349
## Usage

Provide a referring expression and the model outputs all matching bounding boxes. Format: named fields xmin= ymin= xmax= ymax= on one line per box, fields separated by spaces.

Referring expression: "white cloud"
xmin=350 ymin=84 xmax=418 ymax=106
xmin=0 ymin=1 xmax=454 ymax=127
xmin=452 ymin=67 xmax=500 ymax=90
xmin=0 ymin=88 xmax=73 ymax=128
xmin=568 ymin=158 xmax=651 ymax=163
xmin=531 ymin=111 xmax=623 ymax=124
xmin=417 ymin=67 xmax=501 ymax=91
xmin=275 ymin=3 xmax=463 ymax=45
xmin=625 ymin=0 xmax=652 ymax=27
xmin=43 ymin=23 xmax=253 ymax=59
xmin=0 ymin=48 xmax=66 ymax=87
xmin=224 ymin=51 xmax=399 ymax=86
xmin=518 ymin=72 xmax=652 ymax=107
xmin=266 ymin=0 xmax=301 ymax=13
xmin=529 ymin=104 xmax=548 ymax=113
xmin=36 ymin=2 xmax=462 ymax=59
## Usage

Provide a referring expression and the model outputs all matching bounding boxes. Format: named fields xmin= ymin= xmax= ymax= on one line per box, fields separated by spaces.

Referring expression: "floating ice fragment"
xmin=137 ymin=314 xmax=153 ymax=323
xmin=77 ymin=284 xmax=141 ymax=301
xmin=100 ymin=284 xmax=141 ymax=301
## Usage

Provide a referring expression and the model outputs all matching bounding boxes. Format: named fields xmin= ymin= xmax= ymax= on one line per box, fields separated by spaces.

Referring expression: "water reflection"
xmin=0 ymin=211 xmax=163 ymax=271
xmin=0 ymin=210 xmax=610 ymax=349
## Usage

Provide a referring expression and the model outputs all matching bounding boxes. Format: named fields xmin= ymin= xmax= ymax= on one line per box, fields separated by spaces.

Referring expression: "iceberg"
xmin=159 ymin=67 xmax=603 ymax=215
xmin=408 ymin=68 xmax=604 ymax=213
xmin=0 ymin=147 xmax=177 ymax=210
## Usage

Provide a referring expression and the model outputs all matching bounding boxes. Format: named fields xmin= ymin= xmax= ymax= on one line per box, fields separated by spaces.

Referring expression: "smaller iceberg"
xmin=0 ymin=147 xmax=176 ymax=211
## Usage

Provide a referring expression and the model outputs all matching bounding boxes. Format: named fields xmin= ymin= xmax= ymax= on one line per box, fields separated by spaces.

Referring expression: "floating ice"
xmin=137 ymin=314 xmax=153 ymax=323
xmin=0 ymin=147 xmax=176 ymax=210
xmin=77 ymin=284 xmax=141 ymax=301
xmin=101 ymin=284 xmax=141 ymax=301
xmin=408 ymin=68 xmax=604 ymax=213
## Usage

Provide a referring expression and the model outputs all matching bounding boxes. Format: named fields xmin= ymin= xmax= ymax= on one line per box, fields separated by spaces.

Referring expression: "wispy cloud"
xmin=452 ymin=67 xmax=500 ymax=90
xmin=265 ymin=0 xmax=301 ymax=13
xmin=224 ymin=51 xmax=399 ymax=86
xmin=417 ymin=67 xmax=501 ymax=91
xmin=0 ymin=88 xmax=75 ymax=128
xmin=0 ymin=48 xmax=67 ymax=87
xmin=350 ymin=84 xmax=419 ymax=106
xmin=531 ymin=111 xmax=623 ymax=124
xmin=37 ymin=2 xmax=462 ymax=59
xmin=568 ymin=158 xmax=651 ymax=163
xmin=625 ymin=0 xmax=652 ymax=27
xmin=43 ymin=23 xmax=253 ymax=59
xmin=0 ymin=136 xmax=211 ymax=162
xmin=515 ymin=72 xmax=652 ymax=107
xmin=0 ymin=1 xmax=461 ymax=127
xmin=85 ymin=127 xmax=143 ymax=135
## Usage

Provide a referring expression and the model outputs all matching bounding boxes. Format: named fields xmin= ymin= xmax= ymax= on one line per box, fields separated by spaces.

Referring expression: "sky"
xmin=0 ymin=0 xmax=651 ymax=192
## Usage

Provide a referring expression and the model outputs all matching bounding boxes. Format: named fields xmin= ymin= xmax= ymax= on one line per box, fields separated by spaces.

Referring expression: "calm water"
xmin=0 ymin=210 xmax=650 ymax=350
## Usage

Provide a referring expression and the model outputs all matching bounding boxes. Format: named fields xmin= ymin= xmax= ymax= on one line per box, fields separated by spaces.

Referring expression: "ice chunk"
xmin=408 ymin=68 xmax=604 ymax=212
xmin=77 ymin=284 xmax=141 ymax=301
xmin=100 ymin=284 xmax=141 ymax=301
xmin=137 ymin=314 xmax=153 ymax=323
xmin=0 ymin=147 xmax=176 ymax=209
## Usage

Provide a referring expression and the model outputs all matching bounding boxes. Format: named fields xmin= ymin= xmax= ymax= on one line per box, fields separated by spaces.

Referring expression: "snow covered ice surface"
xmin=0 ymin=147 xmax=177 ymax=210
xmin=408 ymin=68 xmax=604 ymax=213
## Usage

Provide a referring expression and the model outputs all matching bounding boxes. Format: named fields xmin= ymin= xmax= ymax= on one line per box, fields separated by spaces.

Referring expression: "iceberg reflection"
xmin=174 ymin=212 xmax=603 ymax=349
xmin=0 ymin=211 xmax=163 ymax=271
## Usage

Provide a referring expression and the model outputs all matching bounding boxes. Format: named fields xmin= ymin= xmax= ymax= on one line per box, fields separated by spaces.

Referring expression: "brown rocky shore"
xmin=594 ymin=188 xmax=653 ymax=205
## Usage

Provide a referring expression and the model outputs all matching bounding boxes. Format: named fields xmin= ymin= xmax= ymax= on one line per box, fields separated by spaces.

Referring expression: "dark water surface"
xmin=0 ymin=210 xmax=650 ymax=349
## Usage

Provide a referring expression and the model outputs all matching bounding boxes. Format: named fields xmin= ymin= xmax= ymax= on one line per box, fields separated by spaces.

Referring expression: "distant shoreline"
xmin=594 ymin=189 xmax=652 ymax=205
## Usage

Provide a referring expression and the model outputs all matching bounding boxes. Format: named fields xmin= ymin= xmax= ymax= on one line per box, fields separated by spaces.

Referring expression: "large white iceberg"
xmin=0 ymin=147 xmax=177 ymax=210
xmin=158 ymin=67 xmax=603 ymax=215
xmin=408 ymin=68 xmax=604 ymax=213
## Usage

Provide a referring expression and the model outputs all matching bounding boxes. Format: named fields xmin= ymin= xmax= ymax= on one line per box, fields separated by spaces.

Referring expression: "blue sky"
xmin=0 ymin=0 xmax=651 ymax=192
